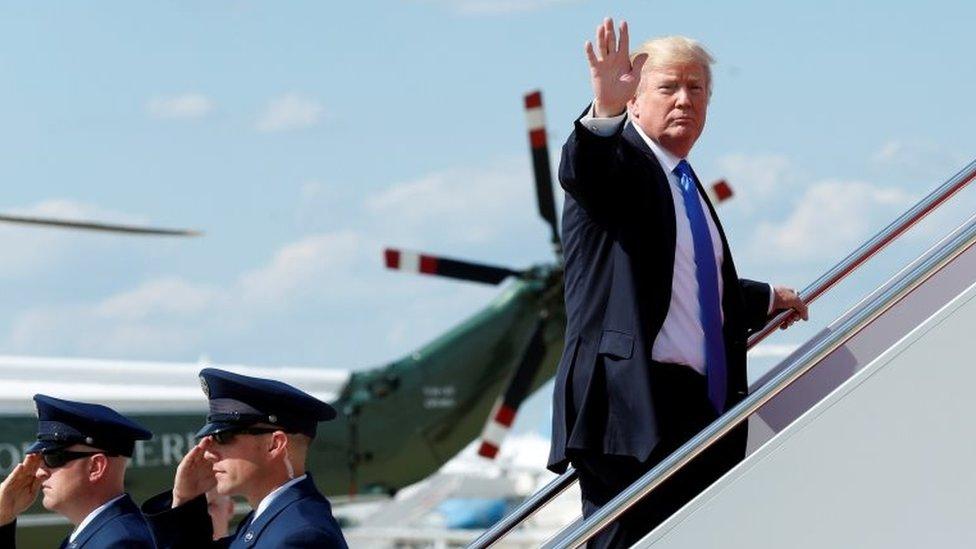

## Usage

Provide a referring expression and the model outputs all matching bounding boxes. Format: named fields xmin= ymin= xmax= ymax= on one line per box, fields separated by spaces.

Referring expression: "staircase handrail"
xmin=468 ymin=158 xmax=976 ymax=549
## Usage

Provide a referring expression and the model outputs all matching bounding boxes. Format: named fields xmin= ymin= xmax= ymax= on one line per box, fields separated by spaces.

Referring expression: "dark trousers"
xmin=569 ymin=362 xmax=748 ymax=549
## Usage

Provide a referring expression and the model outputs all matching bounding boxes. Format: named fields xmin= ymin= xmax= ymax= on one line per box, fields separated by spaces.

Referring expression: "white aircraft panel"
xmin=637 ymin=281 xmax=976 ymax=548
xmin=747 ymin=231 xmax=976 ymax=452
xmin=0 ymin=355 xmax=350 ymax=413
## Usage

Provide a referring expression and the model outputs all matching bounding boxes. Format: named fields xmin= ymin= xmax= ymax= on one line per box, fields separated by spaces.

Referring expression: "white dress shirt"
xmin=252 ymin=474 xmax=306 ymax=521
xmin=69 ymin=494 xmax=126 ymax=543
xmin=580 ymin=105 xmax=772 ymax=374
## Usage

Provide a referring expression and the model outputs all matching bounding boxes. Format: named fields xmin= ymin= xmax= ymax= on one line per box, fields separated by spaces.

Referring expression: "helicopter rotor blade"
xmin=384 ymin=248 xmax=521 ymax=285
xmin=477 ymin=318 xmax=547 ymax=459
xmin=707 ymin=179 xmax=734 ymax=205
xmin=524 ymin=90 xmax=560 ymax=252
xmin=0 ymin=214 xmax=202 ymax=237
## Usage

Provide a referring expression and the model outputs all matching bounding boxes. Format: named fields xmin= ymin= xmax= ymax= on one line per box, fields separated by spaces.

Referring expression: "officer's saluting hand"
xmin=171 ymin=442 xmax=217 ymax=508
xmin=0 ymin=453 xmax=42 ymax=527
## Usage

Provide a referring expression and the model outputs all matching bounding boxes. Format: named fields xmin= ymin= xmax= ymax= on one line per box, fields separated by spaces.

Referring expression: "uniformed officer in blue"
xmin=0 ymin=394 xmax=156 ymax=548
xmin=142 ymin=368 xmax=347 ymax=548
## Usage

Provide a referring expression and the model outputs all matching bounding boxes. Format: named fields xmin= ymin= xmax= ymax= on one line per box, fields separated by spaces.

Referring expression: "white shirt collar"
xmin=253 ymin=474 xmax=307 ymax=521
xmin=628 ymin=120 xmax=684 ymax=175
xmin=69 ymin=494 xmax=126 ymax=543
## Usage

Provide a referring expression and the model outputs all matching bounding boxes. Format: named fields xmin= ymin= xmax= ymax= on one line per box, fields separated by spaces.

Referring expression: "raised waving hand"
xmin=585 ymin=18 xmax=648 ymax=117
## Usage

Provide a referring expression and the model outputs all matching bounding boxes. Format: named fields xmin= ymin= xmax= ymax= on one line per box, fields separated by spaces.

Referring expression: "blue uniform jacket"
xmin=0 ymin=493 xmax=156 ymax=548
xmin=143 ymin=474 xmax=347 ymax=548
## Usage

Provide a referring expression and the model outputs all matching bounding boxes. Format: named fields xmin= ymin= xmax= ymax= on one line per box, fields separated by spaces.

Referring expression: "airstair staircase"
xmin=471 ymin=159 xmax=976 ymax=548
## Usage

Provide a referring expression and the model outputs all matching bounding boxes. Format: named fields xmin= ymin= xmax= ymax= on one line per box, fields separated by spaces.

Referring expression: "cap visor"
xmin=322 ymin=403 xmax=338 ymax=421
xmin=26 ymin=440 xmax=67 ymax=454
xmin=194 ymin=421 xmax=240 ymax=439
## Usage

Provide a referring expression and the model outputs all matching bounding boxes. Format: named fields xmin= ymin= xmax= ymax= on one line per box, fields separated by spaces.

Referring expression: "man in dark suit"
xmin=142 ymin=368 xmax=347 ymax=548
xmin=0 ymin=394 xmax=157 ymax=548
xmin=547 ymin=18 xmax=808 ymax=547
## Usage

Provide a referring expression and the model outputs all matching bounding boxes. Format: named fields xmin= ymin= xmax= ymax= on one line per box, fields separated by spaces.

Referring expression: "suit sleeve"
xmin=0 ymin=519 xmax=16 ymax=548
xmin=739 ymin=278 xmax=773 ymax=333
xmin=142 ymin=490 xmax=227 ymax=549
xmin=101 ymin=540 xmax=156 ymax=549
xmin=279 ymin=527 xmax=348 ymax=548
xmin=558 ymin=105 xmax=627 ymax=219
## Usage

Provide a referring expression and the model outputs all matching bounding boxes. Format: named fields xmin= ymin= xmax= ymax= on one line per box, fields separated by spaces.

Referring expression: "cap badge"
xmin=199 ymin=375 xmax=210 ymax=398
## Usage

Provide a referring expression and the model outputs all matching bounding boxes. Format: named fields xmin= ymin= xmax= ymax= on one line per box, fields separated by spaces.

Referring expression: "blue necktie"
xmin=674 ymin=160 xmax=727 ymax=413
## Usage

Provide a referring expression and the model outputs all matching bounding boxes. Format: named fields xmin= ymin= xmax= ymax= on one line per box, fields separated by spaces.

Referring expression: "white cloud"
xmin=8 ymin=303 xmax=208 ymax=358
xmin=366 ymin=157 xmax=544 ymax=245
xmin=752 ymin=179 xmax=913 ymax=262
xmin=4 ymin=229 xmax=386 ymax=357
xmin=715 ymin=153 xmax=792 ymax=199
xmin=256 ymin=93 xmax=325 ymax=132
xmin=95 ymin=277 xmax=220 ymax=320
xmin=238 ymin=231 xmax=368 ymax=307
xmin=147 ymin=93 xmax=214 ymax=119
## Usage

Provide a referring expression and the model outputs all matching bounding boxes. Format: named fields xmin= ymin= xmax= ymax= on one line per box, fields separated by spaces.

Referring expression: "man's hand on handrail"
xmin=772 ymin=286 xmax=809 ymax=329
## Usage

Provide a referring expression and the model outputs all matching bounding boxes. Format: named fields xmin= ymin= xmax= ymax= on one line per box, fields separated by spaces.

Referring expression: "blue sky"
xmin=0 ymin=1 xmax=973 ymax=433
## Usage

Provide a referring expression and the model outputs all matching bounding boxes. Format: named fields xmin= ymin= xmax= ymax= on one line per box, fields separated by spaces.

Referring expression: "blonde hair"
xmin=632 ymin=36 xmax=715 ymax=94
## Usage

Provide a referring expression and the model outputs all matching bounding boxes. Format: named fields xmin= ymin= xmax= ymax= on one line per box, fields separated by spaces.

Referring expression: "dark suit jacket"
xmin=143 ymin=474 xmax=347 ymax=548
xmin=548 ymin=113 xmax=771 ymax=473
xmin=0 ymin=493 xmax=156 ymax=548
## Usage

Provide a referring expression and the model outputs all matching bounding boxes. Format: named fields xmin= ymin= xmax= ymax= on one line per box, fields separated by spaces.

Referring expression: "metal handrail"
xmin=468 ymin=158 xmax=976 ymax=549
xmin=550 ymin=212 xmax=976 ymax=548
xmin=471 ymin=466 xmax=578 ymax=546
xmin=747 ymin=158 xmax=976 ymax=346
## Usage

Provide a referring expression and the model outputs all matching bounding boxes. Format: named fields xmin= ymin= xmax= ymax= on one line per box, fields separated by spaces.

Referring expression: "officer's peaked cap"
xmin=196 ymin=368 xmax=337 ymax=439
xmin=27 ymin=394 xmax=152 ymax=457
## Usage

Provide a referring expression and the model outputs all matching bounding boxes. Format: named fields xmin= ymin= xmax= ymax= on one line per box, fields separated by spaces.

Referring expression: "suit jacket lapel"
xmin=233 ymin=475 xmax=320 ymax=548
xmin=620 ymin=122 xmax=734 ymax=277
xmin=228 ymin=510 xmax=255 ymax=548
xmin=621 ymin=123 xmax=678 ymax=335
xmin=65 ymin=494 xmax=137 ymax=549
xmin=621 ymin=121 xmax=677 ymax=251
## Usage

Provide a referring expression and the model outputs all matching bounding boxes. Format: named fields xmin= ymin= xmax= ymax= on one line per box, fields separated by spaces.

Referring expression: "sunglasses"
xmin=209 ymin=427 xmax=279 ymax=446
xmin=40 ymin=450 xmax=114 ymax=469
